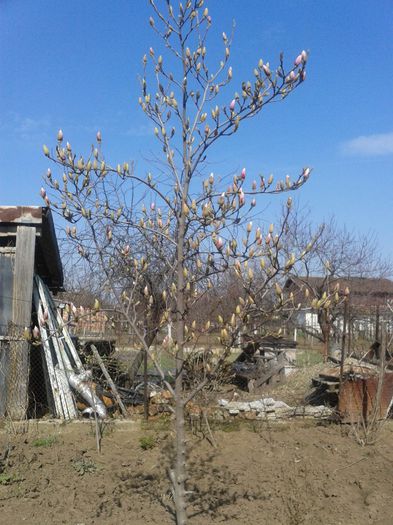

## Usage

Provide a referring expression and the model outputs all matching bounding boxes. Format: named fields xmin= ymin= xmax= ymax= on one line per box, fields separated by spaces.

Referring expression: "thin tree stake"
xmin=90 ymin=344 xmax=128 ymax=417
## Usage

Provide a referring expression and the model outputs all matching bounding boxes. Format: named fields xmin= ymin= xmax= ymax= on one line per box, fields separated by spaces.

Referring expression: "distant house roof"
xmin=0 ymin=206 xmax=63 ymax=291
xmin=285 ymin=275 xmax=393 ymax=308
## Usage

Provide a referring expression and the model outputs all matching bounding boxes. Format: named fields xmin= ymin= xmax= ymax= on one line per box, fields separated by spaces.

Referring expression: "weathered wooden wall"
xmin=6 ymin=227 xmax=36 ymax=419
xmin=0 ymin=248 xmax=15 ymax=417
xmin=0 ymin=248 xmax=14 ymax=335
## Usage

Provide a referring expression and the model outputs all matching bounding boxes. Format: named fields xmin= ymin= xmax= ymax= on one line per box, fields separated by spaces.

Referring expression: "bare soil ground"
xmin=1 ymin=416 xmax=393 ymax=525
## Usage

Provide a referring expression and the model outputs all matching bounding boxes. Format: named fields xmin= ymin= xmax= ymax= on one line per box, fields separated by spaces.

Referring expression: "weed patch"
xmin=32 ymin=436 xmax=57 ymax=448
xmin=139 ymin=435 xmax=156 ymax=450
xmin=71 ymin=457 xmax=97 ymax=476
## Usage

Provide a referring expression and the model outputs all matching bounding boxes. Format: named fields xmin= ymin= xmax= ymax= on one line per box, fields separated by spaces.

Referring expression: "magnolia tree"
xmin=42 ymin=1 xmax=312 ymax=522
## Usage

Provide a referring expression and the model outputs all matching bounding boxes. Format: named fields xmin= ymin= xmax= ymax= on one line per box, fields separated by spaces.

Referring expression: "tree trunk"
xmin=173 ymin=385 xmax=187 ymax=524
xmin=127 ymin=348 xmax=144 ymax=383
xmin=173 ymin=242 xmax=187 ymax=524
xmin=173 ymin=190 xmax=188 ymax=523
xmin=318 ymin=309 xmax=331 ymax=362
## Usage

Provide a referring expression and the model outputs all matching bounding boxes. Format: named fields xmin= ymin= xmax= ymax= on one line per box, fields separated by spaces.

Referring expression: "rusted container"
xmin=338 ymin=372 xmax=393 ymax=424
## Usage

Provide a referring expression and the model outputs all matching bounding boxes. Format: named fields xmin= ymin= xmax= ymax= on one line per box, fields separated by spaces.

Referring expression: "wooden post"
xmin=7 ymin=226 xmax=36 ymax=419
xmin=371 ymin=322 xmax=386 ymax=423
xmin=347 ymin=299 xmax=352 ymax=355
xmin=375 ymin=305 xmax=380 ymax=343
xmin=339 ymin=297 xmax=349 ymax=398
xmin=143 ymin=349 xmax=149 ymax=420
xmin=90 ymin=344 xmax=128 ymax=417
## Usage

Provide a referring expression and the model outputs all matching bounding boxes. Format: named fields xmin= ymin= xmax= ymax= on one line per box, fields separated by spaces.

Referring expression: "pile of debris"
xmin=233 ymin=335 xmax=297 ymax=392
xmin=217 ymin=397 xmax=332 ymax=420
xmin=33 ymin=275 xmax=109 ymax=419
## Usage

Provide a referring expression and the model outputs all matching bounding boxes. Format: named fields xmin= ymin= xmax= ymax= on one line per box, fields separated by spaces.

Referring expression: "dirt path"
xmin=0 ymin=418 xmax=392 ymax=524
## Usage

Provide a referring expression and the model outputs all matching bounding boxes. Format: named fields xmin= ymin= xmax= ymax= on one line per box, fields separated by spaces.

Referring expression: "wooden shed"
xmin=0 ymin=206 xmax=64 ymax=419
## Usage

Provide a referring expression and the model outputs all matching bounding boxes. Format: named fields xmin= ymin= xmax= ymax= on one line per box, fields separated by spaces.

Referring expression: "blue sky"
xmin=1 ymin=0 xmax=392 ymax=257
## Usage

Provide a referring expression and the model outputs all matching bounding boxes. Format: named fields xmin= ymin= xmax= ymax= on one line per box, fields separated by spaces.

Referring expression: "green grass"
xmin=139 ymin=435 xmax=157 ymax=450
xmin=146 ymin=350 xmax=175 ymax=372
xmin=296 ymin=348 xmax=323 ymax=368
xmin=32 ymin=435 xmax=57 ymax=447
xmin=141 ymin=415 xmax=172 ymax=432
xmin=0 ymin=473 xmax=24 ymax=485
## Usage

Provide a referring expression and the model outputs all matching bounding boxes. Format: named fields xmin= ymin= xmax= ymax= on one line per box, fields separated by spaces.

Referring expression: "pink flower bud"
xmin=241 ymin=167 xmax=246 ymax=180
xmin=96 ymin=130 xmax=102 ymax=142
xmin=44 ymin=196 xmax=50 ymax=206
xmin=239 ymin=189 xmax=245 ymax=206
xmin=32 ymin=326 xmax=40 ymax=339
xmin=262 ymin=64 xmax=271 ymax=77
xmin=300 ymin=70 xmax=306 ymax=82
xmin=106 ymin=225 xmax=112 ymax=241
xmin=150 ymin=202 xmax=156 ymax=211
xmin=40 ymin=187 xmax=46 ymax=198
xmin=286 ymin=71 xmax=296 ymax=83
xmin=215 ymin=237 xmax=224 ymax=250
xmin=46 ymin=168 xmax=52 ymax=178
xmin=266 ymin=233 xmax=272 ymax=245
xmin=57 ymin=129 xmax=63 ymax=141
xmin=303 ymin=167 xmax=311 ymax=179
xmin=229 ymin=99 xmax=236 ymax=111
xmin=301 ymin=50 xmax=308 ymax=62
xmin=252 ymin=180 xmax=257 ymax=191
xmin=251 ymin=198 xmax=256 ymax=207
xmin=294 ymin=54 xmax=302 ymax=66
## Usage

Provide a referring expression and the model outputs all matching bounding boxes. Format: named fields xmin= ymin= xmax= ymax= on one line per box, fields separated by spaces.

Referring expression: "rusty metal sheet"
xmin=338 ymin=372 xmax=393 ymax=424
xmin=319 ymin=360 xmax=378 ymax=381
xmin=0 ymin=206 xmax=43 ymax=225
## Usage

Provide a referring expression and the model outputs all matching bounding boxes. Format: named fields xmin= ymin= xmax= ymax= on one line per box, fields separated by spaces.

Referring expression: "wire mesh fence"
xmin=0 ymin=323 xmax=32 ymax=419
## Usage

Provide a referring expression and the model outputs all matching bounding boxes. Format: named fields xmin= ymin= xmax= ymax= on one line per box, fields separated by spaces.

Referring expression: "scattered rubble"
xmin=218 ymin=397 xmax=332 ymax=420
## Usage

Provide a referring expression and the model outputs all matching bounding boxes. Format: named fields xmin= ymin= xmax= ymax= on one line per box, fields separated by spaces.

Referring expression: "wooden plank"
xmin=0 ymin=252 xmax=14 ymax=336
xmin=38 ymin=275 xmax=83 ymax=369
xmin=6 ymin=226 xmax=36 ymax=419
xmin=33 ymin=284 xmax=63 ymax=417
xmin=48 ymin=293 xmax=83 ymax=370
xmin=36 ymin=277 xmax=77 ymax=419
